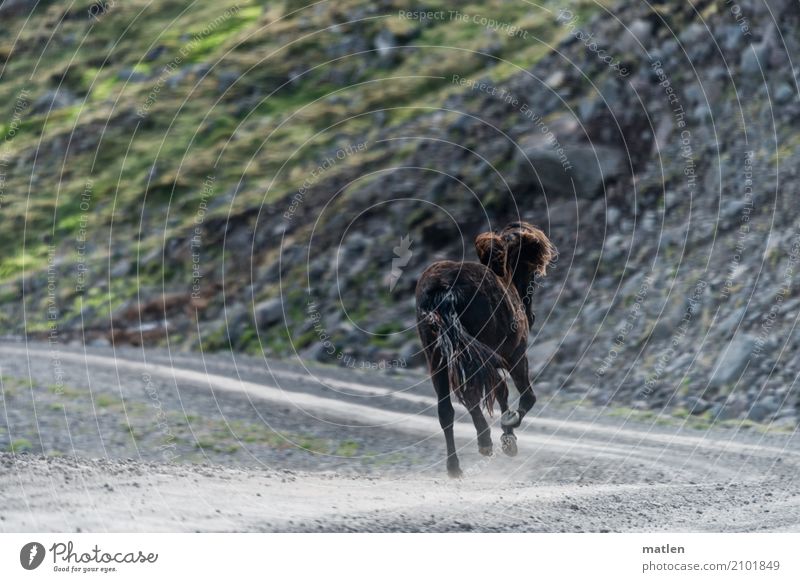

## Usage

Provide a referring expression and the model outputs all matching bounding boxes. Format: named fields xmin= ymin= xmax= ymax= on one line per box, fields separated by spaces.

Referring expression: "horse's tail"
xmin=418 ymin=290 xmax=507 ymax=414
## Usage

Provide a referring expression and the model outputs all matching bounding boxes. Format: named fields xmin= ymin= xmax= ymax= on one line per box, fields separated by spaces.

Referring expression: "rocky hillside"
xmin=2 ymin=0 xmax=800 ymax=426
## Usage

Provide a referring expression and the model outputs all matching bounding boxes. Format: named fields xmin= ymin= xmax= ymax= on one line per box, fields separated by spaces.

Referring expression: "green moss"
xmin=374 ymin=322 xmax=404 ymax=335
xmin=8 ymin=438 xmax=33 ymax=453
xmin=0 ymin=0 xmax=623 ymax=358
xmin=335 ymin=440 xmax=360 ymax=457
xmin=362 ymin=451 xmax=417 ymax=467
xmin=0 ymin=252 xmax=48 ymax=280
xmin=295 ymin=435 xmax=328 ymax=454
xmin=49 ymin=383 xmax=81 ymax=398
xmin=95 ymin=394 xmax=119 ymax=408
xmin=122 ymin=421 xmax=147 ymax=440
xmin=195 ymin=438 xmax=240 ymax=454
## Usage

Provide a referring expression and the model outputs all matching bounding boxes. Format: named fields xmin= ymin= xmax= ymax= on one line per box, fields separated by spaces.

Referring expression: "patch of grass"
xmin=334 ymin=440 xmax=360 ymax=457
xmin=607 ymin=406 xmax=655 ymax=421
xmin=185 ymin=418 xmax=332 ymax=455
xmin=194 ymin=437 xmax=240 ymax=454
xmin=8 ymin=438 xmax=33 ymax=453
xmin=1 ymin=384 xmax=18 ymax=400
xmin=49 ymin=383 xmax=82 ymax=398
xmin=374 ymin=321 xmax=404 ymax=335
xmin=293 ymin=434 xmax=329 ymax=454
xmin=121 ymin=421 xmax=145 ymax=440
xmin=95 ymin=393 xmax=119 ymax=408
xmin=0 ymin=252 xmax=48 ymax=281
xmin=362 ymin=451 xmax=416 ymax=467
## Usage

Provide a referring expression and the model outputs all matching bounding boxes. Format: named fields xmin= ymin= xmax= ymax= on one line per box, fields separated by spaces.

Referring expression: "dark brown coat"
xmin=415 ymin=222 xmax=555 ymax=477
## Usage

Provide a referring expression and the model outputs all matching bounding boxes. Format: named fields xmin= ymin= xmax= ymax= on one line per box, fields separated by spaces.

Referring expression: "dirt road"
xmin=1 ymin=342 xmax=798 ymax=532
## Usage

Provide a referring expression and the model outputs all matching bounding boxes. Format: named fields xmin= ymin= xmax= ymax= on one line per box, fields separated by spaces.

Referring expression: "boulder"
xmin=618 ymin=18 xmax=652 ymax=53
xmin=685 ymin=396 xmax=711 ymax=415
xmin=747 ymin=402 xmax=772 ymax=422
xmin=528 ymin=339 xmax=559 ymax=374
xmin=513 ymin=136 xmax=626 ymax=198
xmin=0 ymin=0 xmax=35 ymax=16
xmin=740 ymin=41 xmax=770 ymax=75
xmin=709 ymin=334 xmax=756 ymax=388
xmin=254 ymin=298 xmax=284 ymax=328
xmin=399 ymin=340 xmax=426 ymax=368
xmin=373 ymin=29 xmax=398 ymax=63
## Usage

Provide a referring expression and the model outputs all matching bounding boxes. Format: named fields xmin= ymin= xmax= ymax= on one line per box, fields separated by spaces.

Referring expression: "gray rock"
xmin=606 ymin=206 xmax=621 ymax=225
xmin=692 ymin=104 xmax=711 ymax=121
xmin=111 ymin=260 xmax=131 ymax=278
xmin=582 ymin=304 xmax=606 ymax=325
xmin=144 ymin=45 xmax=166 ymax=62
xmin=685 ymin=396 xmax=711 ymax=415
xmin=514 ymin=137 xmax=626 ymax=198
xmin=590 ymin=387 xmax=613 ymax=406
xmin=543 ymin=70 xmax=565 ymax=89
xmin=667 ymin=353 xmax=693 ymax=375
xmin=648 ymin=320 xmax=673 ymax=342
xmin=399 ymin=340 xmax=425 ymax=368
xmin=529 ymin=339 xmax=559 ymax=374
xmin=117 ymin=68 xmax=148 ymax=83
xmin=217 ymin=71 xmax=240 ymax=93
xmin=166 ymin=66 xmax=194 ymax=88
xmin=620 ymin=271 xmax=646 ymax=297
xmin=722 ymin=197 xmax=748 ymax=218
xmin=31 ymin=88 xmax=78 ymax=115
xmin=709 ymin=403 xmax=729 ymax=421
xmin=716 ymin=307 xmax=746 ymax=337
xmin=256 ymin=261 xmax=281 ymax=284
xmin=0 ymin=0 xmax=35 ymax=16
xmin=740 ymin=42 xmax=769 ymax=75
xmin=302 ymin=342 xmax=335 ymax=363
xmin=602 ymin=233 xmax=630 ymax=262
xmin=710 ymin=396 xmax=747 ymax=421
xmin=721 ymin=25 xmax=744 ymax=51
xmin=655 ymin=38 xmax=679 ymax=61
xmin=578 ymin=96 xmax=600 ymax=123
xmin=254 ymin=298 xmax=284 ymax=328
xmin=747 ymin=403 xmax=772 ymax=422
xmin=774 ymin=83 xmax=794 ymax=104
xmin=622 ymin=19 xmax=651 ymax=52
xmin=709 ymin=334 xmax=756 ymax=388
xmin=678 ymin=22 xmax=706 ymax=46
xmin=680 ymin=23 xmax=712 ymax=60
xmin=373 ymin=29 xmax=397 ymax=60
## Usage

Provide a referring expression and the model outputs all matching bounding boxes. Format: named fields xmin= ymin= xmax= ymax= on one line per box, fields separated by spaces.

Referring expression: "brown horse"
xmin=415 ymin=222 xmax=555 ymax=477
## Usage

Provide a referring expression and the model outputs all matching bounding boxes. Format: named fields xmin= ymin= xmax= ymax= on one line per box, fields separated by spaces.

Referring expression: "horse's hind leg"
xmin=431 ymin=367 xmax=462 ymax=478
xmin=468 ymin=403 xmax=492 ymax=456
xmin=496 ymin=378 xmax=518 ymax=456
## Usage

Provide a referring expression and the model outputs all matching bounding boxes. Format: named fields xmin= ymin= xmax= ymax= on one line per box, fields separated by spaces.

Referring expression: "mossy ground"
xmin=0 ymin=0 xmax=614 ymax=353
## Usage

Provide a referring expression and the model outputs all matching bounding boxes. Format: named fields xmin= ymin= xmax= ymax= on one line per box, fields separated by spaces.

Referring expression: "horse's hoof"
xmin=501 ymin=409 xmax=521 ymax=428
xmin=478 ymin=445 xmax=493 ymax=457
xmin=448 ymin=466 xmax=463 ymax=479
xmin=500 ymin=433 xmax=518 ymax=457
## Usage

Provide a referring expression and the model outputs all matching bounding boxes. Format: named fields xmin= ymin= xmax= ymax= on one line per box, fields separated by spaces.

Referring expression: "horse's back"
xmin=416 ymin=260 xmax=513 ymax=343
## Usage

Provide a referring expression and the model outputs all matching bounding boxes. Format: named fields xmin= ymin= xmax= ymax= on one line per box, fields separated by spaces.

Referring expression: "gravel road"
xmin=1 ymin=341 xmax=799 ymax=532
